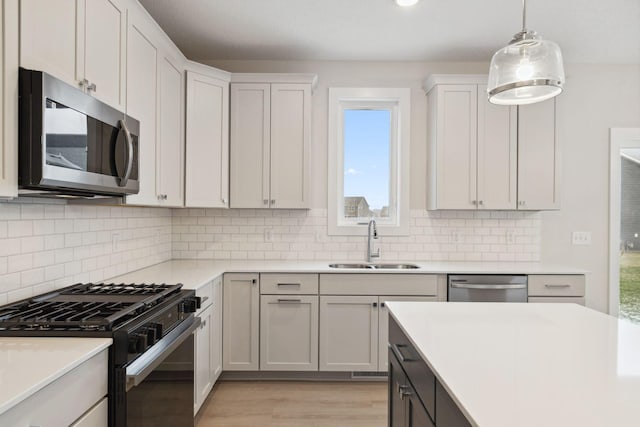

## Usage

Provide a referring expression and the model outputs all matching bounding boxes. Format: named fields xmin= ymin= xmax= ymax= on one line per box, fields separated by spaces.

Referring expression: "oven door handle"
xmin=449 ymin=283 xmax=527 ymax=290
xmin=125 ymin=315 xmax=200 ymax=390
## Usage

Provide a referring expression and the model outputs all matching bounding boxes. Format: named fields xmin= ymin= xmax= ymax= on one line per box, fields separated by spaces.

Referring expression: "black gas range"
xmin=0 ymin=282 xmax=201 ymax=426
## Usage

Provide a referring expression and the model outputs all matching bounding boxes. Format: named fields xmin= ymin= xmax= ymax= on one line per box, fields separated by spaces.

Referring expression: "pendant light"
xmin=487 ymin=0 xmax=565 ymax=105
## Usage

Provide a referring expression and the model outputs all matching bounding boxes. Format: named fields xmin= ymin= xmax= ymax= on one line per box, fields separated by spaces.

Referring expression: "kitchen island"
xmin=386 ymin=302 xmax=640 ymax=427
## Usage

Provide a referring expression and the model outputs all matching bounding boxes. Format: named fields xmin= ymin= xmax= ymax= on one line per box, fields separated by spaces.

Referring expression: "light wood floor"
xmin=195 ymin=381 xmax=388 ymax=427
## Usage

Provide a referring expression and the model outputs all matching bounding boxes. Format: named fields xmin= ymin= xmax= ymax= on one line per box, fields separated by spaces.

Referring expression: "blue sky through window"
xmin=343 ymin=109 xmax=391 ymax=214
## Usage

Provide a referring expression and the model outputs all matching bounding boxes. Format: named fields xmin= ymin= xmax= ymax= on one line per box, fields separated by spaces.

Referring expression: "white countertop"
xmin=386 ymin=302 xmax=640 ymax=427
xmin=108 ymin=259 xmax=587 ymax=289
xmin=0 ymin=337 xmax=112 ymax=415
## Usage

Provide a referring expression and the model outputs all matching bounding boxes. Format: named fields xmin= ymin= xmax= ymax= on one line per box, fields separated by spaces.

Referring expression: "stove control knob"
xmin=151 ymin=322 xmax=163 ymax=339
xmin=145 ymin=326 xmax=157 ymax=346
xmin=128 ymin=333 xmax=147 ymax=354
xmin=180 ymin=297 xmax=201 ymax=313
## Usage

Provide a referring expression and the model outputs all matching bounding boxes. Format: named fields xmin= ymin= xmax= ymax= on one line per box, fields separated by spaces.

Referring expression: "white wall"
xmin=540 ymin=64 xmax=640 ymax=312
xmin=0 ymin=199 xmax=172 ymax=304
xmin=207 ymin=60 xmax=640 ymax=312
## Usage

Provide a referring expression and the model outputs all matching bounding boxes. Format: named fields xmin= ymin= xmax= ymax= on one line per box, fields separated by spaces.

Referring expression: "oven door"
xmin=125 ymin=315 xmax=200 ymax=427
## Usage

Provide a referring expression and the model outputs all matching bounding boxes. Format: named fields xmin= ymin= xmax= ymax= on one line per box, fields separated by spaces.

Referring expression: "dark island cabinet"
xmin=389 ymin=317 xmax=472 ymax=427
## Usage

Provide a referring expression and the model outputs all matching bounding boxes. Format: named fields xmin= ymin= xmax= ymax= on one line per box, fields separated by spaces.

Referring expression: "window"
xmin=328 ymin=88 xmax=410 ymax=235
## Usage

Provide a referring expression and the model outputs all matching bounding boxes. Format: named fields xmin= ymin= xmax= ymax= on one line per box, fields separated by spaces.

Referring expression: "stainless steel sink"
xmin=371 ymin=263 xmax=420 ymax=269
xmin=328 ymin=263 xmax=374 ymax=269
xmin=328 ymin=263 xmax=420 ymax=269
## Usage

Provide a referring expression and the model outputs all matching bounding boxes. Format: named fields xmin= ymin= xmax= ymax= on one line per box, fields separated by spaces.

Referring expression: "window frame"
xmin=328 ymin=87 xmax=410 ymax=236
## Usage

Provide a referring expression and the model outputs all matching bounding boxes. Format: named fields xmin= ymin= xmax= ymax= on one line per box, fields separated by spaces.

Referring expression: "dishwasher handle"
xmin=450 ymin=283 xmax=527 ymax=290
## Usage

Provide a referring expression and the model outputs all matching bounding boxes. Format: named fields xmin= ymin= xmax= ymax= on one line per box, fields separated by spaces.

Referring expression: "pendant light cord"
xmin=521 ymin=0 xmax=527 ymax=32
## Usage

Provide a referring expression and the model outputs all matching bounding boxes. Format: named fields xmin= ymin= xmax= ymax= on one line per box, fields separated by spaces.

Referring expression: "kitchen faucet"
xmin=367 ymin=219 xmax=380 ymax=263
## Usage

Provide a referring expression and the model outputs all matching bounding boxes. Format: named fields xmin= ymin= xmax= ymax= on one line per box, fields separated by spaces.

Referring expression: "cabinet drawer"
xmin=0 ymin=349 xmax=108 ymax=426
xmin=528 ymin=275 xmax=585 ymax=297
xmin=261 ymin=273 xmax=318 ymax=294
xmin=320 ymin=274 xmax=439 ymax=296
xmin=528 ymin=296 xmax=585 ymax=305
xmin=389 ymin=317 xmax=435 ymax=419
xmin=70 ymin=397 xmax=108 ymax=427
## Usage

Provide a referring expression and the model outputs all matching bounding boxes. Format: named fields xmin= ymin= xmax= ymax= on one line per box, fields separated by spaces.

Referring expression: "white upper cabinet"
xmin=124 ymin=15 xmax=158 ymax=206
xmin=426 ymin=76 xmax=517 ymax=210
xmin=81 ymin=0 xmax=127 ymax=110
xmin=229 ymin=74 xmax=316 ymax=209
xmin=517 ymin=99 xmax=560 ymax=210
xmin=20 ymin=0 xmax=126 ymax=111
xmin=124 ymin=2 xmax=186 ymax=207
xmin=185 ymin=65 xmax=231 ymax=208
xmin=0 ymin=0 xmax=18 ymax=198
xmin=425 ymin=74 xmax=556 ymax=211
xmin=156 ymin=54 xmax=184 ymax=207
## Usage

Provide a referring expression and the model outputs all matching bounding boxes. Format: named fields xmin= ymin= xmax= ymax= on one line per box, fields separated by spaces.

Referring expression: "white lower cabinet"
xmin=260 ymin=294 xmax=319 ymax=371
xmin=318 ymin=274 xmax=442 ymax=372
xmin=70 ymin=397 xmax=108 ymax=427
xmin=319 ymin=295 xmax=379 ymax=371
xmin=377 ymin=296 xmax=438 ymax=371
xmin=0 ymin=349 xmax=108 ymax=426
xmin=194 ymin=303 xmax=213 ymax=415
xmin=527 ymin=274 xmax=586 ymax=305
xmin=223 ymin=273 xmax=260 ymax=371
xmin=194 ymin=276 xmax=223 ymax=415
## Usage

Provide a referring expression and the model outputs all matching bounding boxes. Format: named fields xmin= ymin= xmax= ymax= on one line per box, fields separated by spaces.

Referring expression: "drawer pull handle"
xmin=450 ymin=283 xmax=526 ymax=290
xmin=230 ymin=279 xmax=257 ymax=284
xmin=277 ymin=283 xmax=301 ymax=287
xmin=545 ymin=284 xmax=571 ymax=288
xmin=391 ymin=343 xmax=414 ymax=362
xmin=277 ymin=298 xmax=302 ymax=303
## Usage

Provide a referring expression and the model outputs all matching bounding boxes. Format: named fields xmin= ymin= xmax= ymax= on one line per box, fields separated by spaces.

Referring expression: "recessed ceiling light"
xmin=395 ymin=0 xmax=420 ymax=7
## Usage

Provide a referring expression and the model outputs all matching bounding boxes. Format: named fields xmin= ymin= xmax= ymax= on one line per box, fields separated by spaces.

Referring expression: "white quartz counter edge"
xmin=0 ymin=337 xmax=112 ymax=415
xmin=108 ymin=259 xmax=587 ymax=289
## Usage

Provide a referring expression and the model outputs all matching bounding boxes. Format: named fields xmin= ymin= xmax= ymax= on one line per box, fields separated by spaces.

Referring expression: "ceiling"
xmin=139 ymin=0 xmax=640 ymax=63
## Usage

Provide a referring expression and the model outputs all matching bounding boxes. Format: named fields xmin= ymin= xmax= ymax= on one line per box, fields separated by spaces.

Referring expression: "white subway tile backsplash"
xmin=171 ymin=209 xmax=541 ymax=262
xmin=0 ymin=200 xmax=172 ymax=304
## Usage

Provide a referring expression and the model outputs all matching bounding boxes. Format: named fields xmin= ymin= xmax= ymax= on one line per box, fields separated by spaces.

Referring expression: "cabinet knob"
xmin=79 ymin=78 xmax=89 ymax=89
xmin=222 ymin=198 xmax=227 ymax=204
xmin=263 ymin=199 xmax=269 ymax=205
xmin=372 ymin=302 xmax=378 ymax=308
xmin=270 ymin=199 xmax=275 ymax=205
xmin=471 ymin=200 xmax=477 ymax=206
xmin=87 ymin=82 xmax=97 ymax=93
xmin=478 ymin=200 xmax=484 ymax=206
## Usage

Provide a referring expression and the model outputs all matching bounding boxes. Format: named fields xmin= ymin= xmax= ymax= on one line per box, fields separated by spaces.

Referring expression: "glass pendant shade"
xmin=488 ymin=32 xmax=565 ymax=105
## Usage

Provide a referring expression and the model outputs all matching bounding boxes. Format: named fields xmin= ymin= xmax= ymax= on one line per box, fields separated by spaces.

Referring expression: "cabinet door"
xmin=185 ymin=72 xmax=229 ymax=208
xmin=260 ymin=295 xmax=319 ymax=371
xmin=124 ymin=18 xmax=158 ymax=206
xmin=270 ymin=84 xmax=311 ymax=209
xmin=229 ymin=83 xmax=271 ymax=208
xmin=1 ymin=0 xmax=18 ymax=198
xmin=157 ymin=54 xmax=184 ymax=207
xmin=81 ymin=0 xmax=126 ymax=110
xmin=388 ymin=347 xmax=408 ymax=427
xmin=211 ymin=277 xmax=223 ymax=382
xmin=378 ymin=296 xmax=438 ymax=372
xmin=194 ymin=304 xmax=213 ymax=415
xmin=517 ymin=99 xmax=560 ymax=210
xmin=223 ymin=273 xmax=260 ymax=371
xmin=20 ymin=0 xmax=79 ymax=88
xmin=477 ymin=85 xmax=517 ymax=210
xmin=319 ymin=295 xmax=378 ymax=371
xmin=432 ymin=84 xmax=478 ymax=210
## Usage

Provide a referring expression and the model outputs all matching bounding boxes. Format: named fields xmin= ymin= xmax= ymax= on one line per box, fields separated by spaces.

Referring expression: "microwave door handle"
xmin=117 ymin=119 xmax=134 ymax=187
xmin=450 ymin=283 xmax=527 ymax=290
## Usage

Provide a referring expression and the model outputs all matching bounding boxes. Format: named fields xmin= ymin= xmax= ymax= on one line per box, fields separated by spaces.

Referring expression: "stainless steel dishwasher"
xmin=448 ymin=275 xmax=528 ymax=302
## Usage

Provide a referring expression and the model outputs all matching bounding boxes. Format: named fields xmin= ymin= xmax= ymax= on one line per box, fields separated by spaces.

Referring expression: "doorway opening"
xmin=609 ymin=129 xmax=640 ymax=320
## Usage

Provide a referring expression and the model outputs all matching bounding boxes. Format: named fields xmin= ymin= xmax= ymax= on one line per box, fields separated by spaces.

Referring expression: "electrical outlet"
xmin=112 ymin=233 xmax=122 ymax=252
xmin=450 ymin=229 xmax=460 ymax=244
xmin=264 ymin=229 xmax=273 ymax=243
xmin=572 ymin=231 xmax=592 ymax=245
xmin=506 ymin=230 xmax=516 ymax=244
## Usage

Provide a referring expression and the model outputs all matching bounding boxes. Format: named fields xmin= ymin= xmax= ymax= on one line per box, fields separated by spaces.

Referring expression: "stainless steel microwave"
xmin=18 ymin=68 xmax=140 ymax=197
